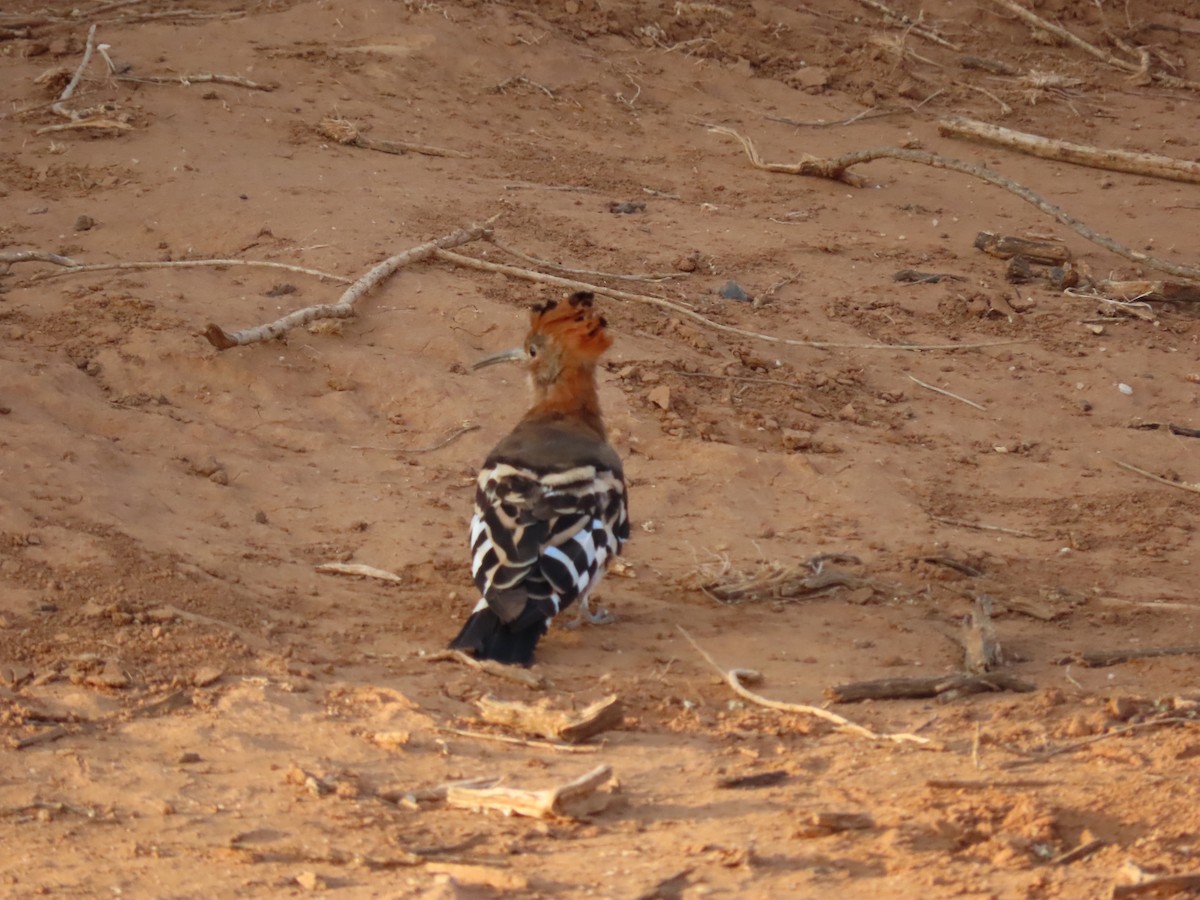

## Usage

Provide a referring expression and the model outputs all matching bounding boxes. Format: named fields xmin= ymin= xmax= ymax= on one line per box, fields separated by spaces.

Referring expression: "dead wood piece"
xmin=908 ymin=374 xmax=987 ymax=411
xmin=678 ymin=627 xmax=934 ymax=746
xmin=708 ymin=126 xmax=1200 ymax=283
xmin=716 ymin=770 xmax=788 ymax=790
xmin=919 ymin=556 xmax=984 ymax=577
xmin=941 ymin=117 xmax=1200 ymax=185
xmin=1097 ymin=279 xmax=1200 ymax=304
xmin=1051 ymin=838 xmax=1106 ymax=866
xmin=29 ymin=257 xmax=350 ymax=285
xmin=959 ymin=55 xmax=1017 ymax=76
xmin=205 ymin=220 xmax=494 ymax=349
xmin=636 ymin=867 xmax=693 ymax=900
xmin=925 ymin=778 xmax=1054 ymax=789
xmin=1112 ymin=872 xmax=1200 ymax=898
xmin=894 ymin=268 xmax=963 ymax=284
xmin=0 ymin=250 xmax=79 ymax=268
xmin=445 ymin=764 xmax=615 ymax=819
xmin=1063 ymin=645 xmax=1200 ymax=669
xmin=10 ymin=726 xmax=69 ymax=750
xmin=974 ymin=232 xmax=1071 ymax=264
xmin=855 ymin=0 xmax=960 ymax=49
xmin=793 ymin=810 xmax=874 ymax=837
xmin=963 ymin=595 xmax=1003 ymax=674
xmin=475 ymin=693 xmax=623 ymax=743
xmin=827 ymin=672 xmax=1035 ymax=703
xmin=315 ymin=562 xmax=403 ymax=584
xmin=425 ymin=649 xmax=545 ymax=689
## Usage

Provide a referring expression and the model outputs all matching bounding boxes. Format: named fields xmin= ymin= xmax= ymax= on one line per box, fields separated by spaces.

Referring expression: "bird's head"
xmin=473 ymin=292 xmax=611 ymax=388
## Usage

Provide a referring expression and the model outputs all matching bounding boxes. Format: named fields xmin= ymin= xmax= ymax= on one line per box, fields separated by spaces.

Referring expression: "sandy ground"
xmin=2 ymin=0 xmax=1200 ymax=897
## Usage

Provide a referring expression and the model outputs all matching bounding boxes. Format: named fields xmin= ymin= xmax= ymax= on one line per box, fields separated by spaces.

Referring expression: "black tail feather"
xmin=448 ymin=608 xmax=546 ymax=667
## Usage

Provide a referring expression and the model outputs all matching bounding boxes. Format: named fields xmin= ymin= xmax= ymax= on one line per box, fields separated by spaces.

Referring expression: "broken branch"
xmin=827 ymin=672 xmax=1035 ymax=703
xmin=204 ymin=220 xmax=495 ymax=349
xmin=678 ymin=627 xmax=934 ymax=746
xmin=940 ymin=116 xmax=1200 ymax=185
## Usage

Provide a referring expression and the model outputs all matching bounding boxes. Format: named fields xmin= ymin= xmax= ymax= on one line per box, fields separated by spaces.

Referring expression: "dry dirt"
xmin=2 ymin=0 xmax=1200 ymax=897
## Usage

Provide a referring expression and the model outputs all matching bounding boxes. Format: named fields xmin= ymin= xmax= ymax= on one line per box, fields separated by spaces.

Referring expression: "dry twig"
xmin=928 ymin=514 xmax=1038 ymax=539
xmin=317 ymin=116 xmax=468 ymax=159
xmin=1064 ymin=645 xmax=1200 ymax=668
xmin=204 ymin=220 xmax=495 ymax=349
xmin=1111 ymin=872 xmax=1200 ymax=898
xmin=678 ymin=627 xmax=934 ymax=746
xmin=855 ymin=0 xmax=960 ymax=50
xmin=707 ymin=126 xmax=1200 ymax=281
xmin=425 ymin=649 xmax=545 ymax=690
xmin=436 ymin=727 xmax=600 ymax=754
xmin=1113 ymin=460 xmax=1200 ymax=495
xmin=315 ymin=562 xmax=403 ymax=584
xmin=29 ymin=257 xmax=349 ymax=284
xmin=939 ymin=116 xmax=1200 ymax=185
xmin=116 ymin=72 xmax=275 ymax=90
xmin=437 ymin=248 xmax=1023 ymax=352
xmin=52 ymin=23 xmax=97 ymax=120
xmin=907 ymin=374 xmax=987 ymax=411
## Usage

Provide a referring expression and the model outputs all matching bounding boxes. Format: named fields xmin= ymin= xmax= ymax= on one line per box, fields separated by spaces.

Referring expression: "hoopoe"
xmin=449 ymin=291 xmax=629 ymax=666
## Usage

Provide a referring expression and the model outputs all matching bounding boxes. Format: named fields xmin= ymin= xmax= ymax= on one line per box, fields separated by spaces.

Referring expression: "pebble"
xmin=719 ymin=280 xmax=749 ymax=301
xmin=647 ymin=385 xmax=671 ymax=410
xmin=74 ymin=214 xmax=97 ymax=231
xmin=1117 ymin=383 xmax=1133 ymax=395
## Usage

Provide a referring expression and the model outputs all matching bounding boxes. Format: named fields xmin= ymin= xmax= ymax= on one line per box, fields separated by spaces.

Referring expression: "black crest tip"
xmin=568 ymin=291 xmax=595 ymax=308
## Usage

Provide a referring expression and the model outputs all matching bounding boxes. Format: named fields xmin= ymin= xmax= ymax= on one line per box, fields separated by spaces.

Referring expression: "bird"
xmin=448 ymin=291 xmax=629 ymax=666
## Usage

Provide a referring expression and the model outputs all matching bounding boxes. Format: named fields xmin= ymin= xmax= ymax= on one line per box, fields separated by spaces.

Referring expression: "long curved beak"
xmin=471 ymin=346 xmax=527 ymax=371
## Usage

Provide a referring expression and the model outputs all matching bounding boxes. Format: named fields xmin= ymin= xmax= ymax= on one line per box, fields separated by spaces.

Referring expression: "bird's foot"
xmin=564 ymin=598 xmax=616 ymax=629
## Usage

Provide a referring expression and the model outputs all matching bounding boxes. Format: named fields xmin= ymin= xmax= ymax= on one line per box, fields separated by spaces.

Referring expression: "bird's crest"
xmin=528 ymin=291 xmax=611 ymax=361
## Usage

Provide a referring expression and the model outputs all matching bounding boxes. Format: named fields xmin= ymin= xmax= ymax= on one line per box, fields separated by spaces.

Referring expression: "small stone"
xmin=719 ymin=280 xmax=749 ymax=301
xmin=788 ymin=66 xmax=829 ymax=89
xmin=647 ymin=385 xmax=671 ymax=410
xmin=609 ymin=200 xmax=645 ymax=214
xmin=73 ymin=214 xmax=97 ymax=231
xmin=88 ymin=660 xmax=131 ymax=689
xmin=674 ymin=254 xmax=698 ymax=273
xmin=372 ymin=730 xmax=411 ymax=749
xmin=295 ymin=871 xmax=326 ymax=891
xmin=178 ymin=751 xmax=202 ymax=764
xmin=254 ymin=510 xmax=269 ymax=524
xmin=0 ymin=665 xmax=34 ymax=688
xmin=208 ymin=468 xmax=229 ymax=485
xmin=782 ymin=429 xmax=814 ymax=451
xmin=1117 ymin=383 xmax=1133 ymax=395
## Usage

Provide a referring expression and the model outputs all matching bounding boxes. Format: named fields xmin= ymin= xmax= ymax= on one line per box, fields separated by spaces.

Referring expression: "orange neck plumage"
xmin=524 ymin=361 xmax=606 ymax=438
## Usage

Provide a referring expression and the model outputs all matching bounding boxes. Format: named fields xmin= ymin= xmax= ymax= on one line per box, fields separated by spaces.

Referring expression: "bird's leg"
xmin=566 ymin=593 xmax=616 ymax=628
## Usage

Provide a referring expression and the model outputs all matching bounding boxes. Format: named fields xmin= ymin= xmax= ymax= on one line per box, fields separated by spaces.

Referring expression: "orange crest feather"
xmin=528 ymin=291 xmax=612 ymax=360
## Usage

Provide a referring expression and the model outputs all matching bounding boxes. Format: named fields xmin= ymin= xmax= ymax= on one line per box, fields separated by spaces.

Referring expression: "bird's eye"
xmin=528 ymin=346 xmax=537 ymax=358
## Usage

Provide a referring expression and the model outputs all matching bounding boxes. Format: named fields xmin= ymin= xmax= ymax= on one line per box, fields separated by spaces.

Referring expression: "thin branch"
xmin=115 ymin=72 xmax=276 ymax=91
xmin=855 ymin=0 xmax=961 ymax=50
xmin=29 ymin=257 xmax=350 ymax=284
xmin=0 ymin=251 xmax=79 ymax=268
xmin=707 ymin=125 xmax=1200 ymax=282
xmin=395 ymin=423 xmax=480 ymax=455
xmin=907 ymin=374 xmax=987 ymax=410
xmin=677 ymin=626 xmax=934 ymax=746
xmin=436 ymin=249 xmax=1025 ymax=353
xmin=52 ymin=23 xmax=97 ymax=119
xmin=436 ymin=727 xmax=600 ymax=754
xmin=204 ymin=220 xmax=496 ymax=349
xmin=928 ymin=514 xmax=1038 ymax=538
xmin=1114 ymin=460 xmax=1200 ymax=495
